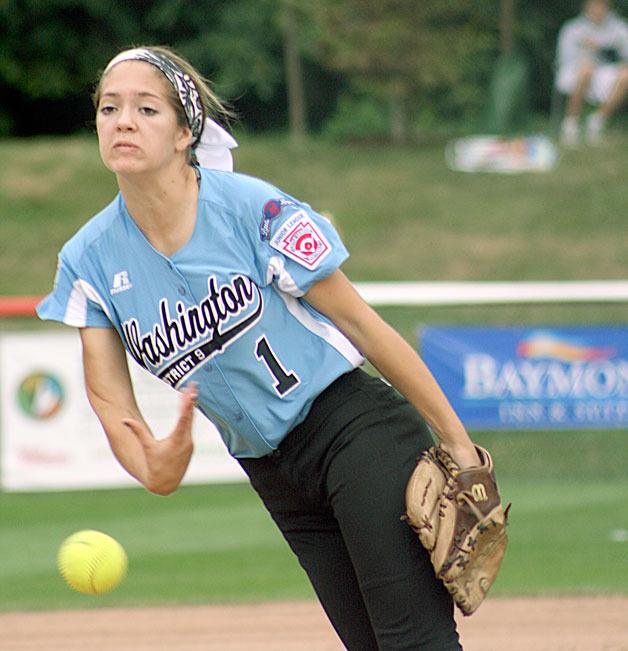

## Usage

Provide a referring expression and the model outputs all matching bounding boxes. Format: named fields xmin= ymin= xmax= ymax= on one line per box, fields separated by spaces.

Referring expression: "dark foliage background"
xmin=0 ymin=0 xmax=626 ymax=138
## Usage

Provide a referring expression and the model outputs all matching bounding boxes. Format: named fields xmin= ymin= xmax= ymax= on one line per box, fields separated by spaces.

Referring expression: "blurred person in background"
xmin=556 ymin=0 xmax=628 ymax=146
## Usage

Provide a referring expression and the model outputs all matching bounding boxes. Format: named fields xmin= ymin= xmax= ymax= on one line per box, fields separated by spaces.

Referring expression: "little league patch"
xmin=270 ymin=211 xmax=331 ymax=268
xmin=259 ymin=197 xmax=299 ymax=241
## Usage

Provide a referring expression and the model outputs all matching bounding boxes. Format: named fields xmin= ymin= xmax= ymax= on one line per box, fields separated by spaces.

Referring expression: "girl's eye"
xmin=140 ymin=107 xmax=157 ymax=115
xmin=99 ymin=105 xmax=116 ymax=115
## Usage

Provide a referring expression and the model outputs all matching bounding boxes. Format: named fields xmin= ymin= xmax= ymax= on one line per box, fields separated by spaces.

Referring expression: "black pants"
xmin=238 ymin=369 xmax=462 ymax=651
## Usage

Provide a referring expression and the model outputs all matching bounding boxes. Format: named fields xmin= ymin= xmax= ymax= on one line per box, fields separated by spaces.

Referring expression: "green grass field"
xmin=0 ymin=130 xmax=627 ymax=611
xmin=1 ymin=447 xmax=627 ymax=611
xmin=1 ymin=130 xmax=627 ymax=295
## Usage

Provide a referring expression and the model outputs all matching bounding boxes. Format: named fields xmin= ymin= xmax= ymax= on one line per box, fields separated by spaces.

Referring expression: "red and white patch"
xmin=270 ymin=212 xmax=331 ymax=268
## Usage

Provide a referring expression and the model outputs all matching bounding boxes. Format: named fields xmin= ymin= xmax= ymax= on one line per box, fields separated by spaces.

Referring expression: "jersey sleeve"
xmin=36 ymin=254 xmax=112 ymax=328
xmin=237 ymin=176 xmax=349 ymax=297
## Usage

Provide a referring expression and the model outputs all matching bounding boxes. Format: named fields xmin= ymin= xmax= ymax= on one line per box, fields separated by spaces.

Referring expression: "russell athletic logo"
xmin=111 ymin=271 xmax=133 ymax=295
xmin=122 ymin=274 xmax=263 ymax=388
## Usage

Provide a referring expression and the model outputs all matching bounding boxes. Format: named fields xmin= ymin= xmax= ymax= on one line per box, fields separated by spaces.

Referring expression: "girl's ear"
xmin=175 ymin=126 xmax=193 ymax=153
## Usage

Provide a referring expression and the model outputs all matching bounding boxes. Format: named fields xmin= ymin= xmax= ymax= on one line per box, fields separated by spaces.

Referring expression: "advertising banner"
xmin=0 ymin=331 xmax=245 ymax=491
xmin=420 ymin=326 xmax=628 ymax=430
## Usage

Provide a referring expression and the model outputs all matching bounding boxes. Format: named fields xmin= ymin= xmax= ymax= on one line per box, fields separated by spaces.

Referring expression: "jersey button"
xmin=178 ymin=286 xmax=186 ymax=296
xmin=235 ymin=412 xmax=244 ymax=422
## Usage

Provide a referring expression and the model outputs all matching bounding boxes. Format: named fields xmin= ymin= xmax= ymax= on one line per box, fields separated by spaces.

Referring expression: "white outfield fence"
xmin=0 ymin=281 xmax=625 ymax=492
xmin=353 ymin=280 xmax=628 ymax=306
xmin=1 ymin=281 xmax=628 ymax=317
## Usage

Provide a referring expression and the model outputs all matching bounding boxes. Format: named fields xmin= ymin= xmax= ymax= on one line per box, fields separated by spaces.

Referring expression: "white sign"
xmin=0 ymin=331 xmax=245 ymax=491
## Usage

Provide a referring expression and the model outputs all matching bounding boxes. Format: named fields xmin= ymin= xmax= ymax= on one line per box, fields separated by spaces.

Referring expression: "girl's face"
xmin=96 ymin=61 xmax=191 ymax=176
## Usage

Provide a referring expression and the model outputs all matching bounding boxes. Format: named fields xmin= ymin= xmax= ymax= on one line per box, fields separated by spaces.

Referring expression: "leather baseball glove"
xmin=403 ymin=445 xmax=510 ymax=616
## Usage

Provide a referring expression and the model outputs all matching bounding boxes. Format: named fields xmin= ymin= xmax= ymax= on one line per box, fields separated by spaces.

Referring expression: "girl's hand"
xmin=122 ymin=383 xmax=198 ymax=495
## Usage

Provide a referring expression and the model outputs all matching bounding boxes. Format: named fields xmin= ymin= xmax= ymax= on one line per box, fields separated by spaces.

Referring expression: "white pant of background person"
xmin=557 ymin=62 xmax=622 ymax=104
xmin=558 ymin=60 xmax=628 ymax=146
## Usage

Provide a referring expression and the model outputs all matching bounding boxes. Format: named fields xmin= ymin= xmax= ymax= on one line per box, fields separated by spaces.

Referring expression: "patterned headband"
xmin=104 ymin=48 xmax=204 ymax=146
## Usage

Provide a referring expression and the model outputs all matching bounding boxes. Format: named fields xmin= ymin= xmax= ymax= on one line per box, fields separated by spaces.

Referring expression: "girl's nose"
xmin=116 ymin=106 xmax=137 ymax=131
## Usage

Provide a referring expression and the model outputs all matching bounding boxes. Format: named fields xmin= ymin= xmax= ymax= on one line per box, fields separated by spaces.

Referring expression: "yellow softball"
xmin=57 ymin=530 xmax=128 ymax=594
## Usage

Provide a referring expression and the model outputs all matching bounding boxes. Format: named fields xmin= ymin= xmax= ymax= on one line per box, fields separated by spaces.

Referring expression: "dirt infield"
xmin=2 ymin=597 xmax=627 ymax=650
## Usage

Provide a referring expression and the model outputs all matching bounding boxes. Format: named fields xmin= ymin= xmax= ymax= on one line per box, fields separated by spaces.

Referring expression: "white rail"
xmin=1 ymin=281 xmax=627 ymax=318
xmin=353 ymin=281 xmax=628 ymax=306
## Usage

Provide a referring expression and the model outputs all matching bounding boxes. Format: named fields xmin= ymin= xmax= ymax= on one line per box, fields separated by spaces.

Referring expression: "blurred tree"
xmin=0 ymin=0 xmax=297 ymax=135
xmin=0 ymin=0 xmax=138 ymax=99
xmin=128 ymin=0 xmax=328 ymax=138
xmin=484 ymin=0 xmax=532 ymax=135
xmin=1 ymin=0 xmax=623 ymax=138
xmin=127 ymin=0 xmax=313 ymax=136
xmin=0 ymin=0 xmax=142 ymax=135
xmin=281 ymin=0 xmax=307 ymax=143
xmin=300 ymin=0 xmax=497 ymax=142
xmin=142 ymin=0 xmax=281 ymax=100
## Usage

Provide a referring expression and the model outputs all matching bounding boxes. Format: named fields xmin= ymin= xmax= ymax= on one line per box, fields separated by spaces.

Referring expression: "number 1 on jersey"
xmin=255 ymin=336 xmax=301 ymax=396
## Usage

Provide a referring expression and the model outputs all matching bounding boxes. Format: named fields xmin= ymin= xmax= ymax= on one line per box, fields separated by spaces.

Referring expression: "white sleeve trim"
xmin=63 ymin=279 xmax=111 ymax=327
xmin=279 ymin=292 xmax=364 ymax=367
xmin=266 ymin=256 xmax=361 ymax=364
xmin=267 ymin=255 xmax=304 ymax=297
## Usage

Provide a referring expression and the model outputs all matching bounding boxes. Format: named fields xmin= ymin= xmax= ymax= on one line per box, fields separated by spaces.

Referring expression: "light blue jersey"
xmin=38 ymin=168 xmax=364 ymax=458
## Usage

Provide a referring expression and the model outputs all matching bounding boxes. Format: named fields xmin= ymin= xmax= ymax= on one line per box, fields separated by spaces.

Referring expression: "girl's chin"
xmin=105 ymin=161 xmax=151 ymax=176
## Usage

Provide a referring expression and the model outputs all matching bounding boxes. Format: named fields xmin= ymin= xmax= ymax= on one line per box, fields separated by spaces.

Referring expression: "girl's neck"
xmin=118 ymin=162 xmax=199 ymax=257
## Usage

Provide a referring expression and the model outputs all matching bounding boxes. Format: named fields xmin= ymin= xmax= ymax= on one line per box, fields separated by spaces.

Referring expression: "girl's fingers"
xmin=174 ymin=382 xmax=197 ymax=436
